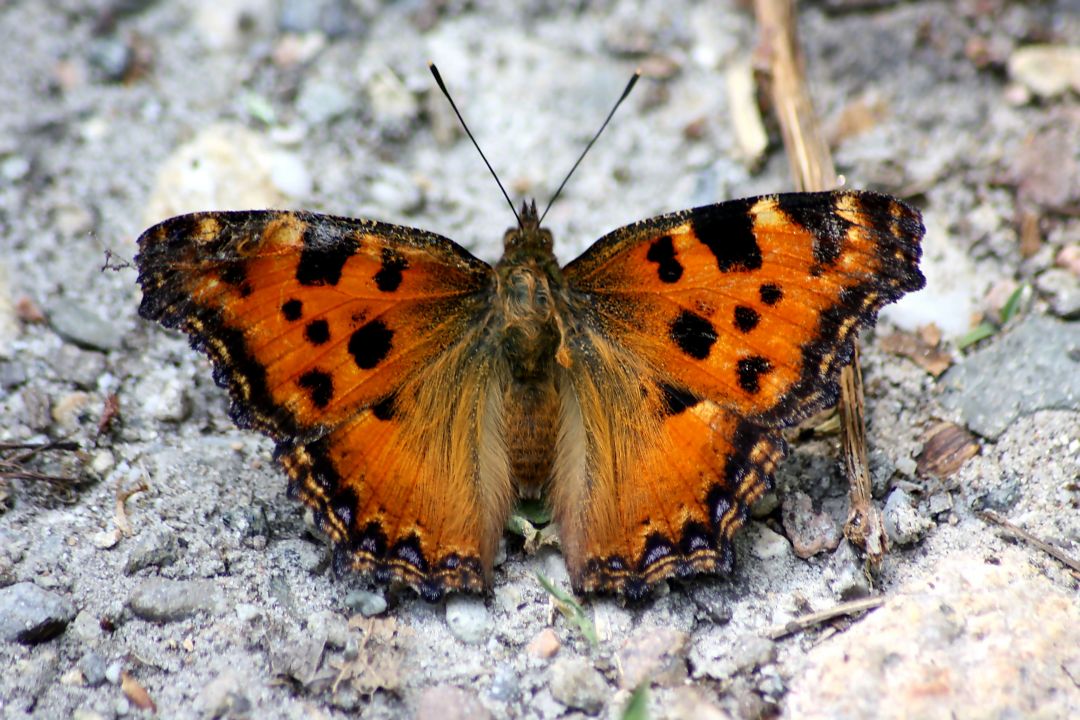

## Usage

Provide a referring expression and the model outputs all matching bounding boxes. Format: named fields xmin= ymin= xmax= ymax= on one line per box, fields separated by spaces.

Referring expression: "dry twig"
xmin=753 ymin=0 xmax=888 ymax=568
xmin=980 ymin=510 xmax=1080 ymax=575
xmin=114 ymin=478 xmax=149 ymax=537
xmin=763 ymin=596 xmax=885 ymax=640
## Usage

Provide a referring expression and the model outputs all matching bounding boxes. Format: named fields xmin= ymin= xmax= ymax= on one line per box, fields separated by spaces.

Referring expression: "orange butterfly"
xmin=136 ymin=187 xmax=924 ymax=601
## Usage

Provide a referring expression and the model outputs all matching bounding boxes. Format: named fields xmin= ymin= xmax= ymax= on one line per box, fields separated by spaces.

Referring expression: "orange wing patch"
xmin=564 ymin=191 xmax=923 ymax=425
xmin=137 ymin=211 xmax=511 ymax=600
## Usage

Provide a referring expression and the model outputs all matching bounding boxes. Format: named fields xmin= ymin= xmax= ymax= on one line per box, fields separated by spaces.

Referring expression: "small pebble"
xmin=526 ymin=628 xmax=561 ymax=659
xmin=278 ymin=0 xmax=365 ymax=37
xmin=882 ymin=489 xmax=935 ymax=546
xmin=198 ymin=669 xmax=249 ymax=718
xmin=69 ymin=610 xmax=103 ymax=645
xmin=87 ymin=38 xmax=132 ymax=82
xmin=617 ymin=626 xmax=689 ymax=688
xmin=731 ymin=634 xmax=777 ymax=673
xmin=416 ymin=685 xmax=491 ymax=720
xmin=51 ymin=345 xmax=107 ymax=389
xmin=72 ymin=709 xmax=107 ymax=720
xmin=51 ymin=391 xmax=92 ymax=429
xmin=268 ymin=151 xmax=312 ymax=199
xmin=1008 ymin=44 xmax=1080 ymax=99
xmin=782 ymin=492 xmax=843 ymax=558
xmin=79 ymin=651 xmax=108 ymax=687
xmin=105 ymin=661 xmax=123 ymax=686
xmin=367 ymin=66 xmax=420 ymax=134
xmin=488 ymin=665 xmax=520 ymax=703
xmin=549 ymin=656 xmax=609 ymax=714
xmin=124 ymin=528 xmax=179 ymax=575
xmin=344 ymin=589 xmax=387 ymax=617
xmin=1036 ymin=268 xmax=1080 ymax=319
xmin=90 ymin=450 xmax=115 ymax=476
xmin=127 ymin=578 xmax=222 ymax=622
xmin=368 ymin=166 xmax=424 ymax=215
xmin=444 ymin=595 xmax=490 ymax=645
xmin=748 ymin=523 xmax=792 ymax=560
xmin=92 ymin=528 xmax=122 ymax=550
xmin=49 ymin=303 xmax=124 ymax=352
xmin=824 ymin=540 xmax=872 ymax=600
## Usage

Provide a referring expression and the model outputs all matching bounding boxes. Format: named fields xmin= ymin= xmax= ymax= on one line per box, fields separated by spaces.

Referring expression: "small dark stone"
xmin=0 ymin=582 xmax=76 ymax=644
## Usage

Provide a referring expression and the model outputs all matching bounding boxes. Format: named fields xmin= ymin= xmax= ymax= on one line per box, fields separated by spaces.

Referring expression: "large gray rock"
xmin=940 ymin=315 xmax=1080 ymax=439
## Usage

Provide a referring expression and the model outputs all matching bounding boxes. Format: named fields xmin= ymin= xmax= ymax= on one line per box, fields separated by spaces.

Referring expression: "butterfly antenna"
xmin=539 ymin=69 xmax=641 ymax=225
xmin=429 ymin=63 xmax=521 ymax=228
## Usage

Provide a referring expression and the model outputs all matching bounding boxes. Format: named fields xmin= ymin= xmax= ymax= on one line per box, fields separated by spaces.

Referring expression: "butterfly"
xmin=136 ymin=185 xmax=925 ymax=601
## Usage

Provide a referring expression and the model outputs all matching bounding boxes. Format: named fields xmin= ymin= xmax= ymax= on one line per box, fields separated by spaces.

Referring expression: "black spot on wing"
xmin=373 ymin=247 xmax=408 ymax=292
xmin=692 ymin=199 xmax=762 ymax=272
xmin=776 ymin=193 xmax=852 ymax=268
xmin=371 ymin=392 xmax=396 ymax=421
xmin=733 ymin=305 xmax=760 ymax=333
xmin=670 ymin=310 xmax=717 ymax=360
xmin=218 ymin=262 xmax=249 ymax=295
xmin=282 ymin=298 xmax=303 ymax=321
xmin=296 ymin=226 xmax=359 ymax=286
xmin=305 ymin=319 xmax=330 ymax=345
xmin=737 ymin=356 xmax=772 ymax=394
xmin=645 ymin=235 xmax=683 ymax=283
xmin=658 ymin=382 xmax=699 ymax=416
xmin=759 ymin=283 xmax=783 ymax=306
xmin=298 ymin=369 xmax=334 ymax=408
xmin=349 ymin=319 xmax=393 ymax=369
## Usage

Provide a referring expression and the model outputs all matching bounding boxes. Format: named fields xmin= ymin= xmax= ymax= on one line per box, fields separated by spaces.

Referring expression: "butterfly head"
xmin=502 ymin=199 xmax=553 ymax=255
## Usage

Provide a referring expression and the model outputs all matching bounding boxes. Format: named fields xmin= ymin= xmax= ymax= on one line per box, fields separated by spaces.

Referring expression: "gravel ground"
xmin=1 ymin=1 xmax=1078 ymax=718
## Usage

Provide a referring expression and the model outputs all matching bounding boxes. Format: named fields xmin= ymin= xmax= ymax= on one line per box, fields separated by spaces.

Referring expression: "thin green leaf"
xmin=622 ymin=684 xmax=650 ymax=720
xmin=243 ymin=93 xmax=277 ymax=125
xmin=955 ymin=322 xmax=996 ymax=350
xmin=1000 ymin=284 xmax=1025 ymax=323
xmin=535 ymin=572 xmax=598 ymax=646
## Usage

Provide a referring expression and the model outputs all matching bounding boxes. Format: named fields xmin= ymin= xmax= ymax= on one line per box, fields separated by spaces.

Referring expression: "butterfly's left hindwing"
xmin=137 ymin=211 xmax=515 ymax=599
xmin=555 ymin=190 xmax=924 ymax=596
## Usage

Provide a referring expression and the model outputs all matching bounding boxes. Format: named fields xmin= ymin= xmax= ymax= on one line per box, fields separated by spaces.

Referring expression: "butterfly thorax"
xmin=494 ymin=201 xmax=570 ymax=495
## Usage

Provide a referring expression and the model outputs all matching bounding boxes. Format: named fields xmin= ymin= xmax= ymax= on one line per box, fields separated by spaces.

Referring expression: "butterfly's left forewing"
xmin=137 ymin=211 xmax=515 ymax=599
xmin=556 ymin=190 xmax=924 ymax=596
